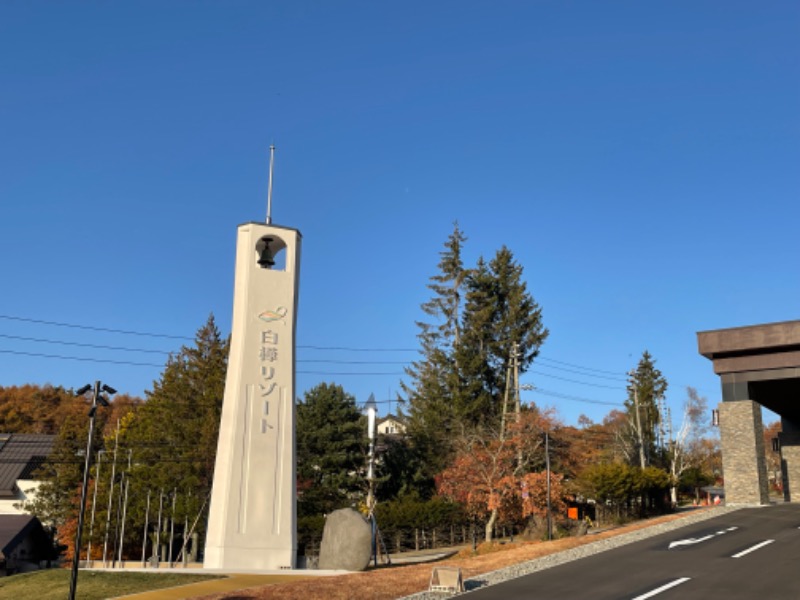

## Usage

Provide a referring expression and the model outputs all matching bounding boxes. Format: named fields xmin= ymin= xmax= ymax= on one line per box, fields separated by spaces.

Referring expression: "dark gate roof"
xmin=0 ymin=434 xmax=55 ymax=499
xmin=0 ymin=514 xmax=52 ymax=560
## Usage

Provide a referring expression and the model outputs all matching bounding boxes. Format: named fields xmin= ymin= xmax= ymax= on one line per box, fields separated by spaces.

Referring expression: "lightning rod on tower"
xmin=267 ymin=145 xmax=275 ymax=224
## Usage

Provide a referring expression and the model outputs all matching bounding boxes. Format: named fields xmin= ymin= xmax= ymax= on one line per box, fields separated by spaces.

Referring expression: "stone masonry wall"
xmin=779 ymin=430 xmax=800 ymax=502
xmin=719 ymin=400 xmax=769 ymax=505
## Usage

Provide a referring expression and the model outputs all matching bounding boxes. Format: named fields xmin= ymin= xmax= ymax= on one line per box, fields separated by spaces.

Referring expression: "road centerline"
xmin=631 ymin=577 xmax=691 ymax=600
xmin=732 ymin=539 xmax=775 ymax=558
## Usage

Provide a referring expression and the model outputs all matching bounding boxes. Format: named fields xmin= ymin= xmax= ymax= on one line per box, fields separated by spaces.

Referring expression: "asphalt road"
xmin=465 ymin=504 xmax=800 ymax=599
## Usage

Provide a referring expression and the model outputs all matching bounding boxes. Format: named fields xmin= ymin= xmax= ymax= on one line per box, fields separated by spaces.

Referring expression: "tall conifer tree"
xmin=403 ymin=224 xmax=468 ymax=445
xmin=403 ymin=227 xmax=549 ymax=489
xmin=624 ymin=350 xmax=668 ymax=468
xmin=296 ymin=383 xmax=365 ymax=516
xmin=457 ymin=246 xmax=548 ymax=428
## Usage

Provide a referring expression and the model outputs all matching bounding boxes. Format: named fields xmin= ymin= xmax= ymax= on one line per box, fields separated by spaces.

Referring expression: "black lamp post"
xmin=68 ymin=381 xmax=115 ymax=600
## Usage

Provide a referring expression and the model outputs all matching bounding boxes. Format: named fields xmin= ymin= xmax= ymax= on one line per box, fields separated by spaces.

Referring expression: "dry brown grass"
xmin=199 ymin=510 xmax=709 ymax=600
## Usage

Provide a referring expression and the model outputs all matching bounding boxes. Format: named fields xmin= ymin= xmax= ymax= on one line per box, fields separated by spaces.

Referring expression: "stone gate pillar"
xmin=779 ymin=419 xmax=800 ymax=502
xmin=719 ymin=400 xmax=769 ymax=505
xmin=698 ymin=321 xmax=800 ymax=507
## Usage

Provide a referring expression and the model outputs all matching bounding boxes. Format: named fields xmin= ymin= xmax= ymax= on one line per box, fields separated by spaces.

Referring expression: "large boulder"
xmin=317 ymin=508 xmax=373 ymax=571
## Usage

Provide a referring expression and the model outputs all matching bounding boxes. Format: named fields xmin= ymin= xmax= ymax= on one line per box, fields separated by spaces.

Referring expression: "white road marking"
xmin=669 ymin=525 xmax=738 ymax=549
xmin=732 ymin=539 xmax=775 ymax=558
xmin=668 ymin=535 xmax=714 ymax=549
xmin=631 ymin=577 xmax=691 ymax=599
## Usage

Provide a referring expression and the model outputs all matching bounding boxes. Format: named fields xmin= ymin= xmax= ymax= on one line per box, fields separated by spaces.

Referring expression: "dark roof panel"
xmin=0 ymin=514 xmax=49 ymax=557
xmin=0 ymin=434 xmax=55 ymax=497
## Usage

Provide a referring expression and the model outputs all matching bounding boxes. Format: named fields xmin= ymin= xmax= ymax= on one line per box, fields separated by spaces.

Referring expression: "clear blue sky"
xmin=1 ymin=2 xmax=798 ymax=427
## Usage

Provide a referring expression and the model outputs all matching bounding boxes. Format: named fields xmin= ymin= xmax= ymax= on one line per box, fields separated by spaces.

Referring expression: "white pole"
xmin=141 ymin=490 xmax=151 ymax=567
xmin=156 ymin=490 xmax=163 ymax=565
xmin=177 ymin=491 xmax=210 ymax=567
xmin=102 ymin=420 xmax=120 ymax=567
xmin=169 ymin=489 xmax=177 ymax=567
xmin=86 ymin=450 xmax=103 ymax=563
xmin=117 ymin=449 xmax=132 ymax=565
xmin=365 ymin=394 xmax=377 ymax=512
xmin=266 ymin=144 xmax=275 ymax=224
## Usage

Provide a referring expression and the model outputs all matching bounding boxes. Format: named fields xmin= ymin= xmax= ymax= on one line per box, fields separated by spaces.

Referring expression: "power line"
xmin=297 ymin=359 xmax=408 ymax=365
xmin=0 ymin=333 xmax=412 ymax=365
xmin=535 ymin=360 xmax=628 ymax=382
xmin=0 ymin=333 xmax=172 ymax=355
xmin=0 ymin=349 xmax=163 ymax=368
xmin=527 ymin=370 xmax=626 ymax=390
xmin=297 ymin=370 xmax=404 ymax=376
xmin=0 ymin=313 xmax=416 ymax=354
xmin=0 ymin=314 xmax=193 ymax=341
xmin=528 ymin=387 xmax=624 ymax=407
xmin=0 ymin=312 xmax=670 ymax=394
xmin=538 ymin=356 xmax=626 ymax=377
xmin=298 ymin=345 xmax=416 ymax=352
xmin=0 ymin=341 xmax=629 ymax=387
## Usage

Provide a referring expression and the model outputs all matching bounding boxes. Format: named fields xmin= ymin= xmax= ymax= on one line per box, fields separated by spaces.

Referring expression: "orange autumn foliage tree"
xmin=436 ymin=411 xmax=567 ymax=542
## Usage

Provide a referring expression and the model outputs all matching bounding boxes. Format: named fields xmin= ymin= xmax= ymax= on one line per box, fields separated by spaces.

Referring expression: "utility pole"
xmin=545 ymin=430 xmax=552 ymax=541
xmin=666 ymin=405 xmax=674 ymax=469
xmin=500 ymin=352 xmax=513 ymax=440
xmin=69 ymin=381 xmax=115 ymax=600
xmin=513 ymin=342 xmax=521 ymax=422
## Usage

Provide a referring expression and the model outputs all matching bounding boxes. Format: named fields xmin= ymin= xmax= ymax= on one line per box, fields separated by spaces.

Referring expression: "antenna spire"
xmin=266 ymin=144 xmax=276 ymax=224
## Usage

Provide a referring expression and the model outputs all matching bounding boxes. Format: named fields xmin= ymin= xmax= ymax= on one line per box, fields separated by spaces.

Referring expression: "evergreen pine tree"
xmin=109 ymin=315 xmax=229 ymax=559
xmin=296 ymin=382 xmax=365 ymax=516
xmin=624 ymin=350 xmax=668 ymax=468
xmin=402 ymin=227 xmax=549 ymax=492
xmin=401 ymin=224 xmax=469 ymax=479
xmin=456 ymin=257 xmax=498 ymax=425
xmin=457 ymin=246 xmax=549 ymax=429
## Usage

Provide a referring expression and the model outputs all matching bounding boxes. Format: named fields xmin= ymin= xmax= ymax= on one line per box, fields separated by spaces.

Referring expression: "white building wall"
xmin=0 ymin=480 xmax=42 ymax=515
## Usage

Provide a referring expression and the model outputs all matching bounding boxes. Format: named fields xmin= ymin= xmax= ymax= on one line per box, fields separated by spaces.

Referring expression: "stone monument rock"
xmin=317 ymin=508 xmax=373 ymax=571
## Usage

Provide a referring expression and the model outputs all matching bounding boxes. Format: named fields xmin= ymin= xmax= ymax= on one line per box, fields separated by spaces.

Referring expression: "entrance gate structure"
xmin=698 ymin=320 xmax=800 ymax=505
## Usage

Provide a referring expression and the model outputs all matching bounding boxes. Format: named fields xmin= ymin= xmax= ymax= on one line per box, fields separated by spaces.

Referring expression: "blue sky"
xmin=1 ymin=2 xmax=798 ymax=427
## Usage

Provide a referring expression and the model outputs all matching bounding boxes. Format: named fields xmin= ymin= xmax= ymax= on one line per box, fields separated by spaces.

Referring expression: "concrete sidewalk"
xmin=108 ymin=549 xmax=460 ymax=599
xmin=105 ymin=566 xmax=345 ymax=600
xmin=111 ymin=573 xmax=314 ymax=600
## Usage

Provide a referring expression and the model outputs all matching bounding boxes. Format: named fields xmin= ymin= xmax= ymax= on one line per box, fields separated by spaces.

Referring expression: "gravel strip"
xmin=403 ymin=506 xmax=742 ymax=599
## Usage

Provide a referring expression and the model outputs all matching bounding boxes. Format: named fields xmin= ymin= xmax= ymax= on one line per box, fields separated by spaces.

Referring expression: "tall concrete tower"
xmin=204 ymin=223 xmax=301 ymax=570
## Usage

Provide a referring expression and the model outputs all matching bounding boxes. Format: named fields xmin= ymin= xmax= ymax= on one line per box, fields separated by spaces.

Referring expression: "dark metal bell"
xmin=257 ymin=237 xmax=275 ymax=268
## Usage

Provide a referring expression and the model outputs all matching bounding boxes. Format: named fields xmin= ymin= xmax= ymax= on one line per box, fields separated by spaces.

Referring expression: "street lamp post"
xmin=68 ymin=381 xmax=115 ymax=600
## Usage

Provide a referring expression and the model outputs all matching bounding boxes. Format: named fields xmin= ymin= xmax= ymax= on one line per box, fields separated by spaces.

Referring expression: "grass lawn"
xmin=0 ymin=569 xmax=224 ymax=600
